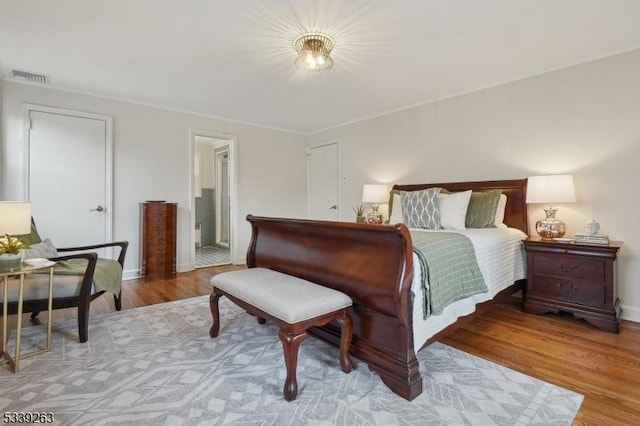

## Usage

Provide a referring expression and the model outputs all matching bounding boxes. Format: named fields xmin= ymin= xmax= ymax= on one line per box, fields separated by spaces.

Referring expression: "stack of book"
xmin=574 ymin=233 xmax=609 ymax=245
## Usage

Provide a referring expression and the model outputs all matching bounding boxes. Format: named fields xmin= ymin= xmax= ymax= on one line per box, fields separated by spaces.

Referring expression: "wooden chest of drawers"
xmin=522 ymin=237 xmax=622 ymax=332
xmin=140 ymin=201 xmax=177 ymax=279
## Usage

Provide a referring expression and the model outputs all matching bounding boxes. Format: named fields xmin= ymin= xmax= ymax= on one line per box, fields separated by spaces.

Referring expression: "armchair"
xmin=1 ymin=220 xmax=128 ymax=343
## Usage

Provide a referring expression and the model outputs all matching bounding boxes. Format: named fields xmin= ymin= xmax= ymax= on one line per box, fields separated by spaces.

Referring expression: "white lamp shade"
xmin=0 ymin=202 xmax=32 ymax=235
xmin=526 ymin=175 xmax=576 ymax=204
xmin=362 ymin=184 xmax=389 ymax=204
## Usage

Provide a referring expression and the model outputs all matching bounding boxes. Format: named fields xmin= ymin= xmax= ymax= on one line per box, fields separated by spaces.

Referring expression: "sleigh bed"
xmin=245 ymin=179 xmax=528 ymax=400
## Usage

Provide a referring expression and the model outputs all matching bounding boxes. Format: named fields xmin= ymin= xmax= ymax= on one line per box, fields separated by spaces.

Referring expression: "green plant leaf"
xmin=0 ymin=234 xmax=29 ymax=254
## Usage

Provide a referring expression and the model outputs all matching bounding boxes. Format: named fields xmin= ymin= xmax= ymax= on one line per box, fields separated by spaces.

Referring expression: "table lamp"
xmin=362 ymin=184 xmax=388 ymax=224
xmin=0 ymin=201 xmax=32 ymax=236
xmin=526 ymin=175 xmax=576 ymax=239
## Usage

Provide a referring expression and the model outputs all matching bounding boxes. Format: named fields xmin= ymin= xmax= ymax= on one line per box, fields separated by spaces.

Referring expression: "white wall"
xmin=0 ymin=81 xmax=308 ymax=277
xmin=308 ymin=49 xmax=640 ymax=322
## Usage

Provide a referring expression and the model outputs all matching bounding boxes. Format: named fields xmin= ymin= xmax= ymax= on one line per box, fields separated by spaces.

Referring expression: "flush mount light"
xmin=293 ymin=33 xmax=334 ymax=72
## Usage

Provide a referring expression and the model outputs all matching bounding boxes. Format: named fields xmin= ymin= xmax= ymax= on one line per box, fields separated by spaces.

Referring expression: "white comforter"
xmin=410 ymin=226 xmax=527 ymax=351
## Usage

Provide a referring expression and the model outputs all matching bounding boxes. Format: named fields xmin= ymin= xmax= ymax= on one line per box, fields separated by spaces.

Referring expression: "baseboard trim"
xmin=123 ymin=264 xmax=192 ymax=280
xmin=123 ymin=269 xmax=139 ymax=281
xmin=621 ymin=304 xmax=640 ymax=324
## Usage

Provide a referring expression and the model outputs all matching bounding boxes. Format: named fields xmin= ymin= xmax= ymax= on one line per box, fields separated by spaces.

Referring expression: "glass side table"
xmin=1 ymin=260 xmax=55 ymax=372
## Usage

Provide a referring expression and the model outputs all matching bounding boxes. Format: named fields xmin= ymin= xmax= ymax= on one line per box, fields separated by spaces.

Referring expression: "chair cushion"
xmin=0 ymin=273 xmax=83 ymax=303
xmin=211 ymin=268 xmax=352 ymax=324
xmin=0 ymin=258 xmax=123 ymax=303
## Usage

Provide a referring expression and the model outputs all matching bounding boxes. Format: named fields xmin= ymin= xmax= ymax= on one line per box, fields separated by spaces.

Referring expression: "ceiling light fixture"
xmin=294 ymin=33 xmax=334 ymax=72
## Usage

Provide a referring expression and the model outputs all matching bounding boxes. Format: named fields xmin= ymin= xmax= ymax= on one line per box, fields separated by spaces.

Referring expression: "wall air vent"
xmin=10 ymin=69 xmax=48 ymax=84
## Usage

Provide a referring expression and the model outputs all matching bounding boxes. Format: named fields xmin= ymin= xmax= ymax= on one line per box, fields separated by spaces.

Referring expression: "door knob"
xmin=91 ymin=205 xmax=105 ymax=212
xmin=329 ymin=205 xmax=337 ymax=210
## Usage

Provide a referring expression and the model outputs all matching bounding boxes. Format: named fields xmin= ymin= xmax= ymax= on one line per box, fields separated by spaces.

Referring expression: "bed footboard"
xmin=246 ymin=215 xmax=422 ymax=400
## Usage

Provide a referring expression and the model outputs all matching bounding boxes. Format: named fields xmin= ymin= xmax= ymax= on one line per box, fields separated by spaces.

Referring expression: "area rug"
xmin=0 ymin=296 xmax=583 ymax=425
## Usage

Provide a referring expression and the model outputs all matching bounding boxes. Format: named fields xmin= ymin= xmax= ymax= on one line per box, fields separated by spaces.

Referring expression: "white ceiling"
xmin=2 ymin=0 xmax=640 ymax=134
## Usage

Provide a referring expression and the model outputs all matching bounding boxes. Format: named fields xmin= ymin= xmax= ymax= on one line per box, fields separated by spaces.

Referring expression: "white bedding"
xmin=410 ymin=226 xmax=527 ymax=352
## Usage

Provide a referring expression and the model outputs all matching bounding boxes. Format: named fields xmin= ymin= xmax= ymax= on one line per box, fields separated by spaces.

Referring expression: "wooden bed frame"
xmin=245 ymin=179 xmax=528 ymax=400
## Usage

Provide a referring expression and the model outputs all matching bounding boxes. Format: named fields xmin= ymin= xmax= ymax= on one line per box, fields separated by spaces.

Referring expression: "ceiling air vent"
xmin=11 ymin=69 xmax=48 ymax=84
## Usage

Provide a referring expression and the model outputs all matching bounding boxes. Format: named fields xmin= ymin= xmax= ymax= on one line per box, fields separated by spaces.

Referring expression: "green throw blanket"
xmin=411 ymin=231 xmax=488 ymax=318
xmin=37 ymin=258 xmax=123 ymax=295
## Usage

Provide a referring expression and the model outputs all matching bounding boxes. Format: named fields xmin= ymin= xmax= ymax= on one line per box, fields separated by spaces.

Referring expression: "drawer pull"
xmin=556 ymin=264 xmax=578 ymax=273
xmin=556 ymin=282 xmax=566 ymax=288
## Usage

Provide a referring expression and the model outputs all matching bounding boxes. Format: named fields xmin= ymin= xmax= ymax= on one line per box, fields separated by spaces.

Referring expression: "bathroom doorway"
xmin=193 ymin=134 xmax=233 ymax=267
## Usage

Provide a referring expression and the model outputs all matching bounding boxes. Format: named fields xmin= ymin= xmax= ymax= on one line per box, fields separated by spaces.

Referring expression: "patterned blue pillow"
xmin=401 ymin=188 xmax=442 ymax=229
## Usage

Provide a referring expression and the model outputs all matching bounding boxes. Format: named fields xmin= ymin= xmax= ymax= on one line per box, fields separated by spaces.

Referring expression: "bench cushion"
xmin=210 ymin=268 xmax=352 ymax=324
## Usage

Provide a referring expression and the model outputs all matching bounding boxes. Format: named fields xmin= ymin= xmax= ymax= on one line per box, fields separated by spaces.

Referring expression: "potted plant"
xmin=353 ymin=204 xmax=366 ymax=223
xmin=0 ymin=234 xmax=28 ymax=272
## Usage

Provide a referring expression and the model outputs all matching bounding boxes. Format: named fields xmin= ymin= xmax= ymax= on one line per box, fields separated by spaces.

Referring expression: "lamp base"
xmin=366 ymin=205 xmax=383 ymax=224
xmin=535 ymin=206 xmax=566 ymax=239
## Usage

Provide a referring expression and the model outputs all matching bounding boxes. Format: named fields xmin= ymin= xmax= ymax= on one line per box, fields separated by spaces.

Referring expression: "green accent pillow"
xmin=14 ymin=220 xmax=42 ymax=246
xmin=465 ymin=190 xmax=502 ymax=228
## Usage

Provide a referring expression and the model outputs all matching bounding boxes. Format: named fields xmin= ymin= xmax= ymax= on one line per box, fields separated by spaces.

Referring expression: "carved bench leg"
xmin=278 ymin=329 xmax=307 ymax=402
xmin=336 ymin=310 xmax=353 ymax=373
xmin=209 ymin=293 xmax=222 ymax=338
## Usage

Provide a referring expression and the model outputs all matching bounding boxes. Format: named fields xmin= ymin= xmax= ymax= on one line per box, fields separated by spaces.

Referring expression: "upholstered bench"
xmin=209 ymin=267 xmax=353 ymax=401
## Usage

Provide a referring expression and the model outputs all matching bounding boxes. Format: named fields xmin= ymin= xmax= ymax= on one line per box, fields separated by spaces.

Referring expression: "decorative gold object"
xmin=362 ymin=184 xmax=388 ymax=225
xmin=366 ymin=206 xmax=383 ymax=224
xmin=535 ymin=206 xmax=567 ymax=239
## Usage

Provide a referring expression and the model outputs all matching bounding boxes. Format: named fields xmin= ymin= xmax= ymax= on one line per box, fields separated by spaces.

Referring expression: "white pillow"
xmin=389 ymin=192 xmax=403 ymax=224
xmin=494 ymin=194 xmax=507 ymax=225
xmin=438 ymin=190 xmax=472 ymax=230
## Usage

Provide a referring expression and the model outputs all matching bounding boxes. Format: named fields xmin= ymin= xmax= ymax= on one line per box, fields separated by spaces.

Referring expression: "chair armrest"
xmin=57 ymin=241 xmax=128 ymax=251
xmin=49 ymin=251 xmax=99 ymax=263
xmin=57 ymin=241 xmax=129 ymax=268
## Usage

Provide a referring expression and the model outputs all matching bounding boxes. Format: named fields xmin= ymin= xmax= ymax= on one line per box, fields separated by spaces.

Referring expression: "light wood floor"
xmin=15 ymin=265 xmax=640 ymax=425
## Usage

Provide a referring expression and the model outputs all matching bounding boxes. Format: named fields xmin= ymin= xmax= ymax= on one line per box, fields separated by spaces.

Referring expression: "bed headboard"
xmin=392 ymin=178 xmax=528 ymax=235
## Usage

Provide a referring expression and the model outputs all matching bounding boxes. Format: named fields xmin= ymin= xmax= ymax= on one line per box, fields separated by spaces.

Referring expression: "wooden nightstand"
xmin=522 ymin=237 xmax=622 ymax=333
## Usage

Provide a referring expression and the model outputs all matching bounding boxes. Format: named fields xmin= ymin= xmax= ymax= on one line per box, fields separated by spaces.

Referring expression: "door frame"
xmin=307 ymin=140 xmax=341 ymax=219
xmin=190 ymin=129 xmax=237 ymax=266
xmin=21 ymin=103 xmax=114 ymax=244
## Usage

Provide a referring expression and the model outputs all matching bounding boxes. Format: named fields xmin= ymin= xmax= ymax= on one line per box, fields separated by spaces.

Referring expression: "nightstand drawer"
xmin=530 ymin=275 xmax=605 ymax=305
xmin=532 ymin=253 xmax=605 ymax=281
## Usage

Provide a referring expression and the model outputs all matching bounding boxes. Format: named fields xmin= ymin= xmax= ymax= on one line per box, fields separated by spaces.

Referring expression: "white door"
xmin=308 ymin=142 xmax=339 ymax=220
xmin=24 ymin=106 xmax=112 ymax=249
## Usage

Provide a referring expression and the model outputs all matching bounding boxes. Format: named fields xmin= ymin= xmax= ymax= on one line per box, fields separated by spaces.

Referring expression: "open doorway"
xmin=193 ymin=134 xmax=233 ymax=267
